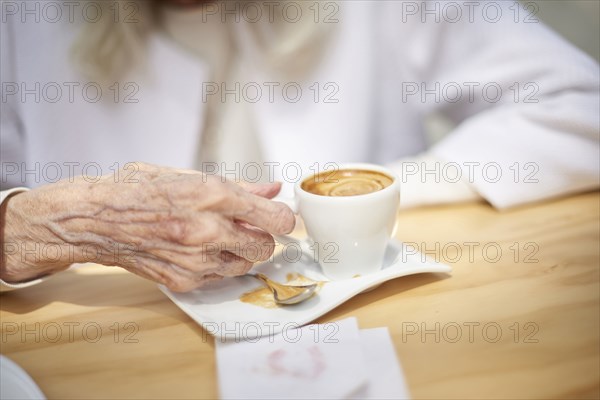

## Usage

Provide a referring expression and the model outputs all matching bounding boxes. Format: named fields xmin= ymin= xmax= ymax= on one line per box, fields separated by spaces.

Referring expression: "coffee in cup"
xmin=301 ymin=169 xmax=394 ymax=197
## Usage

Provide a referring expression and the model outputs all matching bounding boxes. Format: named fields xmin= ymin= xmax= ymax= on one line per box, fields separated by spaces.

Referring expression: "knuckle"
xmin=222 ymin=183 xmax=250 ymax=214
xmin=272 ymin=205 xmax=295 ymax=234
xmin=234 ymin=231 xmax=274 ymax=262
xmin=201 ymin=217 xmax=225 ymax=244
xmin=196 ymin=273 xmax=224 ymax=288
xmin=218 ymin=259 xmax=253 ymax=277
xmin=220 ymin=251 xmax=239 ymax=264
xmin=165 ymin=274 xmax=195 ymax=293
xmin=237 ymin=260 xmax=254 ymax=275
xmin=209 ymin=183 xmax=233 ymax=209
xmin=161 ymin=217 xmax=191 ymax=245
xmin=241 ymin=260 xmax=254 ymax=274
xmin=256 ymin=234 xmax=276 ymax=261
xmin=199 ymin=242 xmax=222 ymax=264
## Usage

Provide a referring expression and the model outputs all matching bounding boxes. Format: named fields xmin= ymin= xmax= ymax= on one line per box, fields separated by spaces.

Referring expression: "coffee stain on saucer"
xmin=240 ymin=273 xmax=325 ymax=309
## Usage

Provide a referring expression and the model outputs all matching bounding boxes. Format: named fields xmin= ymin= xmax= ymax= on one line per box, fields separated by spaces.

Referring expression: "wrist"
xmin=0 ymin=186 xmax=79 ymax=282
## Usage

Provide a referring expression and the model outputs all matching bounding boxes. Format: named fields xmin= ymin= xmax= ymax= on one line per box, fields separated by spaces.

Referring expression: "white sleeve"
xmin=387 ymin=153 xmax=482 ymax=209
xmin=1 ymin=16 xmax=27 ymax=190
xmin=392 ymin=1 xmax=600 ymax=209
xmin=0 ymin=188 xmax=47 ymax=292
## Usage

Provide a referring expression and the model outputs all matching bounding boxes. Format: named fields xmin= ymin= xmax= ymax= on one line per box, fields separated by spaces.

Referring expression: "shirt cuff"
xmin=0 ymin=277 xmax=45 ymax=292
xmin=0 ymin=187 xmax=45 ymax=292
xmin=0 ymin=187 xmax=29 ymax=204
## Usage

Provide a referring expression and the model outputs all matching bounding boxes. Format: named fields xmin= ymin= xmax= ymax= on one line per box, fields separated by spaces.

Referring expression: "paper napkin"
xmin=215 ymin=317 xmax=409 ymax=399
xmin=350 ymin=328 xmax=410 ymax=399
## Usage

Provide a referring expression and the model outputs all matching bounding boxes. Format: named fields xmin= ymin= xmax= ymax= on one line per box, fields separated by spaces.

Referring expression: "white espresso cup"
xmin=277 ymin=163 xmax=400 ymax=280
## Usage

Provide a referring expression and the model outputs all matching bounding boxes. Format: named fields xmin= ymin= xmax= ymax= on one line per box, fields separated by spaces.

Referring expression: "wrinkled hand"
xmin=0 ymin=163 xmax=295 ymax=291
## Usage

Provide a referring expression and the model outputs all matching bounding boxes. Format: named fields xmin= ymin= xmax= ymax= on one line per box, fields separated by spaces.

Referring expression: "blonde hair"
xmin=71 ymin=0 xmax=155 ymax=83
xmin=71 ymin=0 xmax=335 ymax=83
xmin=232 ymin=1 xmax=335 ymax=78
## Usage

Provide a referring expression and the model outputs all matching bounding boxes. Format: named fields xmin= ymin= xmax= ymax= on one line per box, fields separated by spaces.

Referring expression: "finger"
xmin=213 ymin=251 xmax=254 ymax=277
xmin=220 ymin=221 xmax=276 ymax=262
xmin=194 ymin=273 xmax=225 ymax=288
xmin=168 ymin=262 xmax=227 ymax=290
xmin=127 ymin=255 xmax=199 ymax=292
xmin=230 ymin=191 xmax=296 ymax=235
xmin=136 ymin=254 xmax=226 ymax=292
xmin=141 ymin=250 xmax=248 ymax=287
xmin=142 ymin=245 xmax=219 ymax=274
xmin=165 ymin=250 xmax=252 ymax=278
xmin=238 ymin=182 xmax=283 ymax=199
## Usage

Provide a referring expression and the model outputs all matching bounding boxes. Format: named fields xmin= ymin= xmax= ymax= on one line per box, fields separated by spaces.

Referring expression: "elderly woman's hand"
xmin=0 ymin=163 xmax=295 ymax=292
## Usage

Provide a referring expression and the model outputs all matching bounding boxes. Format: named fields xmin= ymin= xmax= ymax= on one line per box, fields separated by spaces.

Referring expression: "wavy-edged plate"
xmin=160 ymin=240 xmax=451 ymax=341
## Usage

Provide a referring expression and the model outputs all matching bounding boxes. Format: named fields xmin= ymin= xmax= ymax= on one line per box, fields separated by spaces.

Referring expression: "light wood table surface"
xmin=1 ymin=192 xmax=598 ymax=399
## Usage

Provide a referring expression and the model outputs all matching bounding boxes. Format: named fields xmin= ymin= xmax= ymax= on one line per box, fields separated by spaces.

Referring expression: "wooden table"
xmin=1 ymin=192 xmax=598 ymax=399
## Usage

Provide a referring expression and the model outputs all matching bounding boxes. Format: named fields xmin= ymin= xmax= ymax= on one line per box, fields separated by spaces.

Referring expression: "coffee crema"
xmin=301 ymin=169 xmax=394 ymax=197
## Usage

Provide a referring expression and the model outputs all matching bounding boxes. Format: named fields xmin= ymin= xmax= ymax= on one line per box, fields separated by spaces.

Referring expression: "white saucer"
xmin=0 ymin=356 xmax=46 ymax=400
xmin=160 ymin=240 xmax=451 ymax=341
